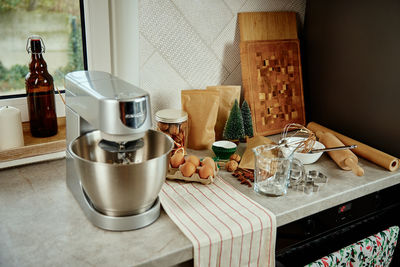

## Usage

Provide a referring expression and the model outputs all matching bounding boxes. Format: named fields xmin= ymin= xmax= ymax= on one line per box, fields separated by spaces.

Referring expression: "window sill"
xmin=0 ymin=117 xmax=66 ymax=169
xmin=0 ymin=93 xmax=66 ymax=122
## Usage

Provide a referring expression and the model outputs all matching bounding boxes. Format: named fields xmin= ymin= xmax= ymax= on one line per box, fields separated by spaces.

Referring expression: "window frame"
xmin=83 ymin=0 xmax=140 ymax=85
xmin=0 ymin=0 xmax=140 ymax=122
xmin=0 ymin=0 xmax=91 ymax=121
xmin=0 ymin=0 xmax=142 ymax=168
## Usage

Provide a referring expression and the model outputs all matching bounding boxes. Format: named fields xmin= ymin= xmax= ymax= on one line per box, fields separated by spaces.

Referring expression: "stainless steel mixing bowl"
xmin=68 ymin=130 xmax=173 ymax=216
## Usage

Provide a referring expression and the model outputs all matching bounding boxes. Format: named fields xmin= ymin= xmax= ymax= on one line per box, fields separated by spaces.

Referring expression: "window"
xmin=0 ymin=0 xmax=86 ymax=97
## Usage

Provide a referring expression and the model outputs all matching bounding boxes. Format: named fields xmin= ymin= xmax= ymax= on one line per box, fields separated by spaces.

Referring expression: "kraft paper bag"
xmin=238 ymin=135 xmax=276 ymax=170
xmin=206 ymin=85 xmax=241 ymax=141
xmin=181 ymin=90 xmax=220 ymax=150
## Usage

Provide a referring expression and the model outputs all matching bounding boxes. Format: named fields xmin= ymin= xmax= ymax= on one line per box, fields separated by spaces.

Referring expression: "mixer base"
xmin=67 ymin=153 xmax=160 ymax=231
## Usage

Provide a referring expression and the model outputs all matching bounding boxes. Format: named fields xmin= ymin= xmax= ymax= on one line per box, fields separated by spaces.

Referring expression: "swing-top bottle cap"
xmin=26 ymin=35 xmax=45 ymax=54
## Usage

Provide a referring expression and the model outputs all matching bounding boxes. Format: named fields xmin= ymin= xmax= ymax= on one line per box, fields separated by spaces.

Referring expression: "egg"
xmin=199 ymin=165 xmax=214 ymax=179
xmin=170 ymin=151 xmax=185 ymax=168
xmin=180 ymin=162 xmax=196 ymax=177
xmin=201 ymin=157 xmax=215 ymax=169
xmin=186 ymin=155 xmax=200 ymax=168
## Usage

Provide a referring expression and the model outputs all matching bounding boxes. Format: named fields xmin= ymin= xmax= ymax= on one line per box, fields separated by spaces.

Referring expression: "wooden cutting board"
xmin=240 ymin=40 xmax=305 ymax=136
xmin=239 ymin=11 xmax=305 ymax=136
xmin=238 ymin=12 xmax=298 ymax=41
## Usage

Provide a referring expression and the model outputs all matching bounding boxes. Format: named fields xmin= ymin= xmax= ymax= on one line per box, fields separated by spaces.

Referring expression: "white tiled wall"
xmin=138 ymin=0 xmax=306 ymax=115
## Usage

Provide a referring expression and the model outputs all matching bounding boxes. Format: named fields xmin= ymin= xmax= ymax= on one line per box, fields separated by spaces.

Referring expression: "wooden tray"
xmin=0 ymin=117 xmax=66 ymax=163
xmin=240 ymin=40 xmax=305 ymax=136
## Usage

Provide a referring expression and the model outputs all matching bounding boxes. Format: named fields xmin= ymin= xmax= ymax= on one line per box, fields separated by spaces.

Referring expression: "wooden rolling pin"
xmin=316 ymin=131 xmax=364 ymax=176
xmin=307 ymin=122 xmax=399 ymax=172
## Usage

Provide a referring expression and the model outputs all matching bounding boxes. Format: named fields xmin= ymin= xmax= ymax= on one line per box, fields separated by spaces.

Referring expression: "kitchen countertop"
xmin=1 ymin=147 xmax=399 ymax=266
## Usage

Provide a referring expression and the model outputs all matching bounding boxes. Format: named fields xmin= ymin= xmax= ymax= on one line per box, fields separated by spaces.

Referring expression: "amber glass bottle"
xmin=25 ymin=36 xmax=58 ymax=137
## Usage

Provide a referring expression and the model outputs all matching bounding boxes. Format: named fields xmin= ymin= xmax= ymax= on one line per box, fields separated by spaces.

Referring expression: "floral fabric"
xmin=306 ymin=226 xmax=399 ymax=267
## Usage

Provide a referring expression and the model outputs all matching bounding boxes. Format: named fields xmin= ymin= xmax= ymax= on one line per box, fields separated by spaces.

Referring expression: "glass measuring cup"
xmin=253 ymin=144 xmax=305 ymax=196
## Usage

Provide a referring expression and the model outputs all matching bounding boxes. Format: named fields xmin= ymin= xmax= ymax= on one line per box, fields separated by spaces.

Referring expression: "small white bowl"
xmin=283 ymin=137 xmax=325 ymax=165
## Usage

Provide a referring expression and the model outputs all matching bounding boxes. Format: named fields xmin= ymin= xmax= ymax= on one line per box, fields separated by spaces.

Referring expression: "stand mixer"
xmin=65 ymin=71 xmax=173 ymax=231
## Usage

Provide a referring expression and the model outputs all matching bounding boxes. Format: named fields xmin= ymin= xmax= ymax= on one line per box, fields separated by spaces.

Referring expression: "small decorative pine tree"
xmin=223 ymin=99 xmax=245 ymax=140
xmin=241 ymin=100 xmax=254 ymax=138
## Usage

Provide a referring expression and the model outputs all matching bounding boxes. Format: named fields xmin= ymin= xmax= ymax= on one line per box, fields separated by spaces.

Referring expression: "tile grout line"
xmin=221 ymin=62 xmax=242 ymax=85
xmin=238 ymin=0 xmax=249 ymax=13
xmin=200 ymin=0 xmax=250 ymax=48
xmin=210 ymin=0 xmax=248 ymax=74
xmin=222 ymin=0 xmax=235 ymax=16
xmin=210 ymin=15 xmax=242 ymax=73
xmin=209 ymin=13 xmax=236 ymax=48
xmin=139 ymin=39 xmax=156 ymax=69
xmin=168 ymin=0 xmax=230 ymax=80
xmin=139 ymin=30 xmax=194 ymax=89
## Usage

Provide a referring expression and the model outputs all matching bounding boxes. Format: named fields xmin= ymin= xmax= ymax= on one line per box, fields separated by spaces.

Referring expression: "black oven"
xmin=276 ymin=184 xmax=400 ymax=267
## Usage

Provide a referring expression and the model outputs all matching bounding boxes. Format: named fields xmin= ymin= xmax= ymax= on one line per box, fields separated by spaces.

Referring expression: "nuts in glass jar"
xmin=174 ymin=131 xmax=184 ymax=143
xmin=155 ymin=109 xmax=188 ymax=154
xmin=169 ymin=124 xmax=179 ymax=135
xmin=158 ymin=122 xmax=169 ymax=131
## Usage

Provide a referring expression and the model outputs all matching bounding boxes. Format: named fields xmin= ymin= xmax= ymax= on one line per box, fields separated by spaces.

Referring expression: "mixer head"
xmin=65 ymin=71 xmax=152 ymax=142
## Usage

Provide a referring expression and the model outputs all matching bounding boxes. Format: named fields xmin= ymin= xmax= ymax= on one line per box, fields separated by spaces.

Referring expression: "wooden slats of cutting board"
xmin=238 ymin=12 xmax=298 ymax=41
xmin=240 ymin=40 xmax=305 ymax=136
xmin=239 ymin=11 xmax=305 ymax=136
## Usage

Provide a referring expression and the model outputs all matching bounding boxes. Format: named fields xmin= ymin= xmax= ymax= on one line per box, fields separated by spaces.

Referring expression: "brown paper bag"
xmin=181 ymin=90 xmax=220 ymax=150
xmin=238 ymin=135 xmax=276 ymax=170
xmin=206 ymin=85 xmax=241 ymax=141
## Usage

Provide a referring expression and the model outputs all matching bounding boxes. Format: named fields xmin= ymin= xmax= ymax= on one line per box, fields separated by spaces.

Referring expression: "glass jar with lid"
xmin=155 ymin=109 xmax=188 ymax=154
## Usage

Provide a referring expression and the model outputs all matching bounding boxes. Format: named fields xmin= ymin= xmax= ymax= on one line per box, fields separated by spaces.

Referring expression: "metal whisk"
xmin=279 ymin=123 xmax=316 ymax=153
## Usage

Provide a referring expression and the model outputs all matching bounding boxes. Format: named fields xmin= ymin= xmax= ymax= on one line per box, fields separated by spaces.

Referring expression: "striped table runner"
xmin=159 ymin=176 xmax=276 ymax=267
